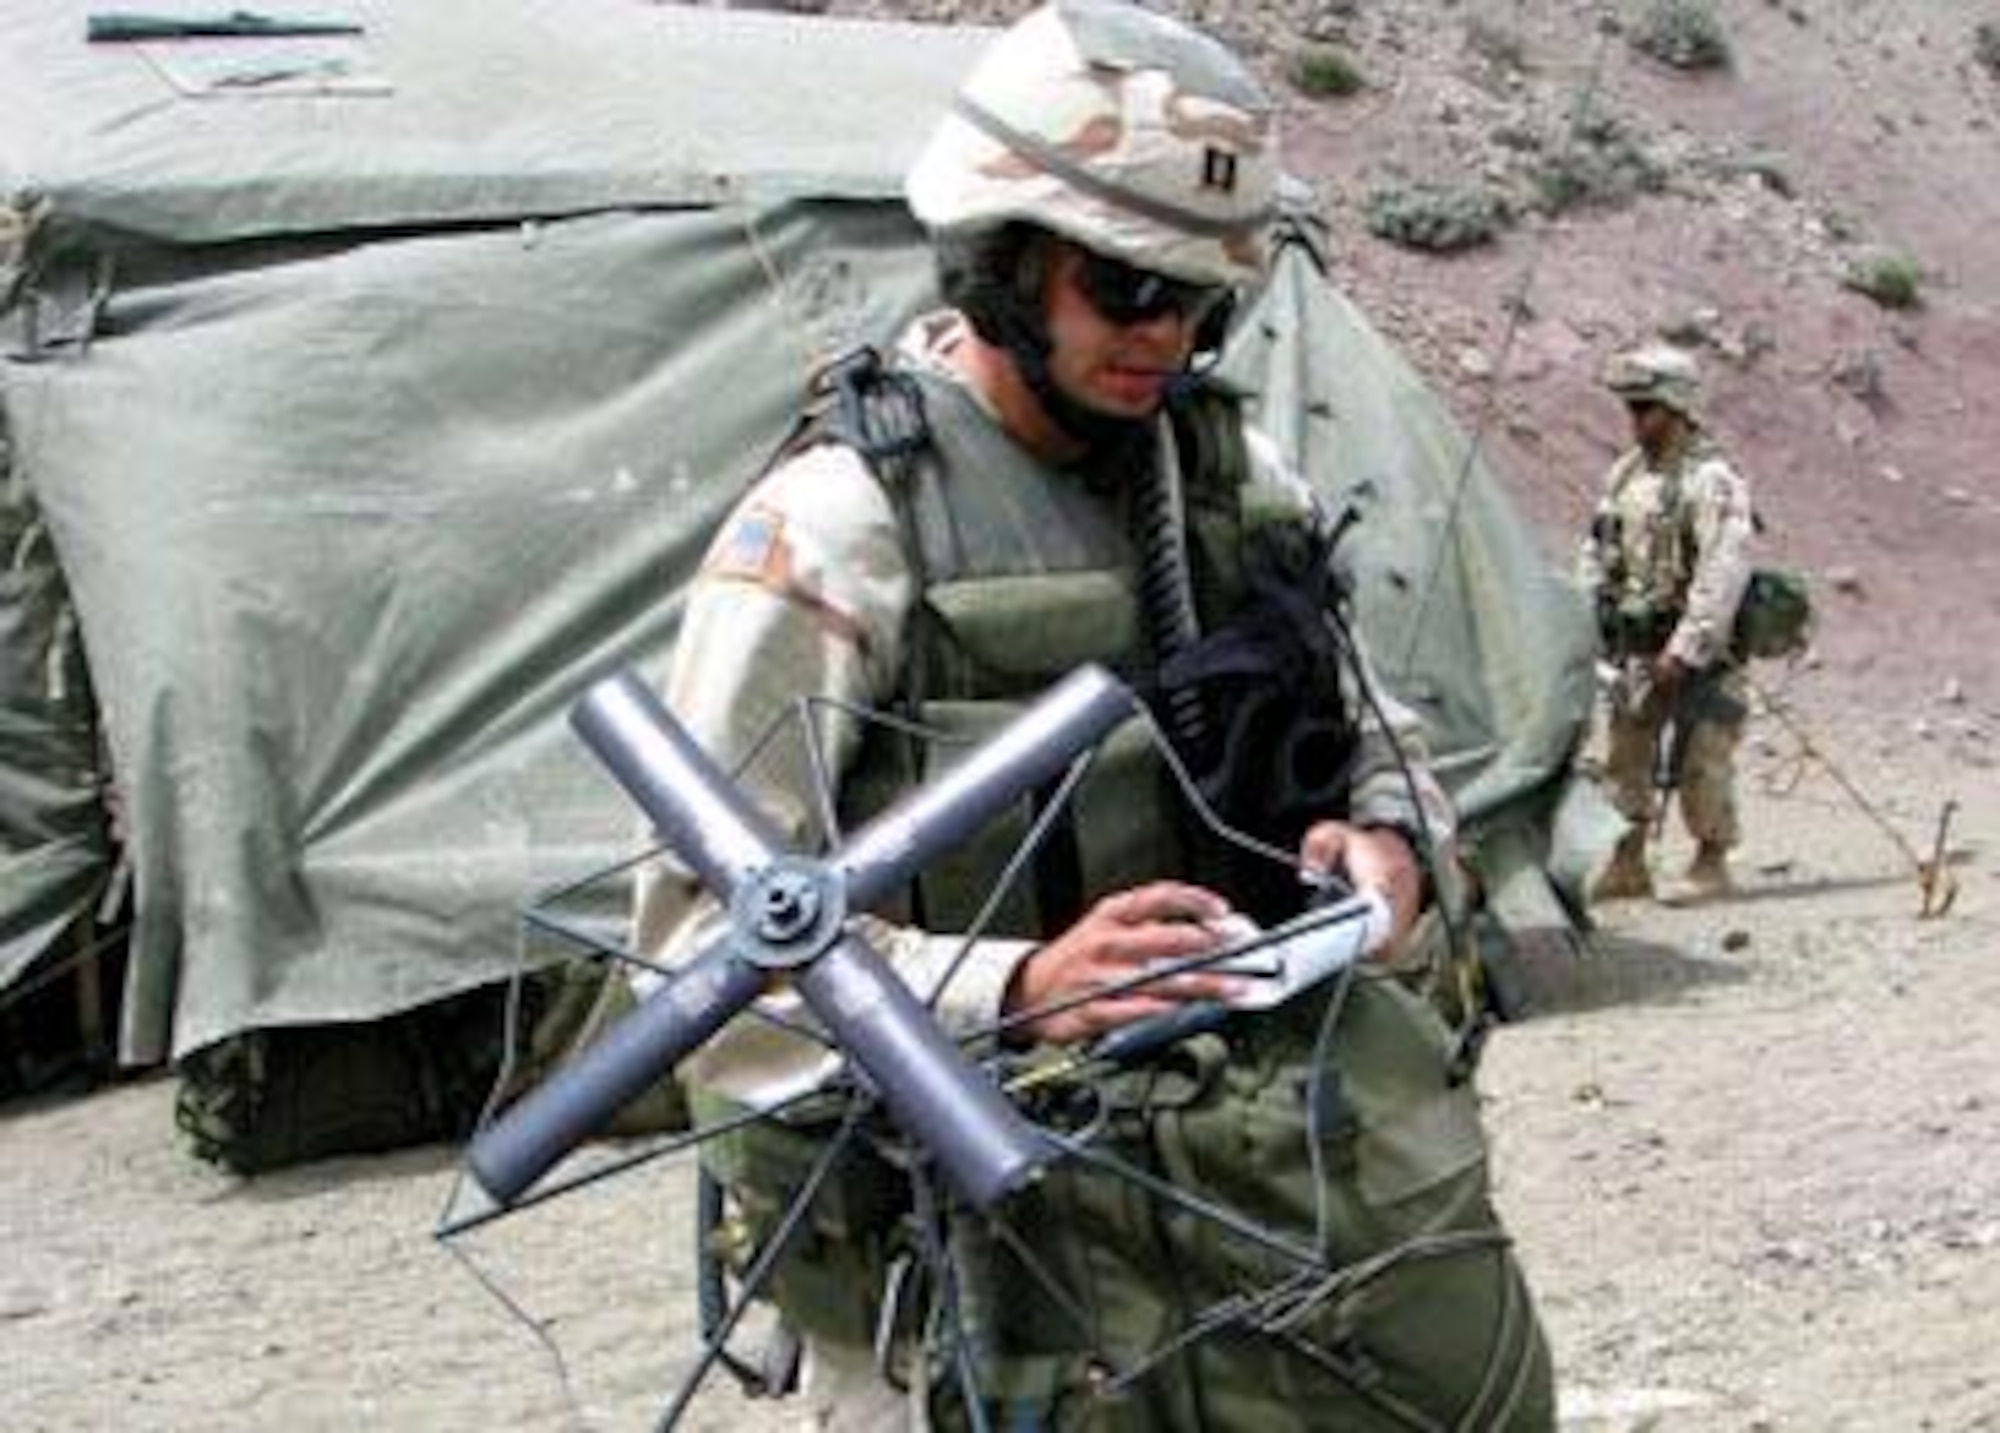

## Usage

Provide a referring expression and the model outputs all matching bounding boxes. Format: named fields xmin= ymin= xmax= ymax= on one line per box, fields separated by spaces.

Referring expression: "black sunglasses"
xmin=1073 ymin=249 xmax=1228 ymax=328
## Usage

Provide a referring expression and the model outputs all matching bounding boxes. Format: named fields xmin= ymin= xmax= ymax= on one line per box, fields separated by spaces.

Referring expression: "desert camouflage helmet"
xmin=1603 ymin=343 xmax=1702 ymax=418
xmin=905 ymin=0 xmax=1278 ymax=289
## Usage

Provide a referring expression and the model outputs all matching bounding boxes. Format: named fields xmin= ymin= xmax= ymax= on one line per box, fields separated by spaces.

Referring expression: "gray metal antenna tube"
xmin=465 ymin=937 xmax=764 ymax=1205
xmin=794 ymin=933 xmax=1047 ymax=1208
xmin=467 ymin=670 xmax=790 ymax=1206
xmin=840 ymin=664 xmax=1137 ymax=907
xmin=466 ymin=665 xmax=1136 ymax=1211
xmin=569 ymin=670 xmax=786 ymax=898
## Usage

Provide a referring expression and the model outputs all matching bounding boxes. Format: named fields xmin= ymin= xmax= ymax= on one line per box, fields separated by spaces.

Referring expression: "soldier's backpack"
xmin=174 ymin=988 xmax=524 ymax=1174
xmin=1732 ymin=565 xmax=1814 ymax=661
xmin=172 ymin=964 xmax=632 ymax=1175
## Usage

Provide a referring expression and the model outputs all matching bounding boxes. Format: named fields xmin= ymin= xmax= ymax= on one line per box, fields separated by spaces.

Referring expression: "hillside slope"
xmin=840 ymin=0 xmax=2000 ymax=745
xmin=1286 ymin=1 xmax=1999 ymax=723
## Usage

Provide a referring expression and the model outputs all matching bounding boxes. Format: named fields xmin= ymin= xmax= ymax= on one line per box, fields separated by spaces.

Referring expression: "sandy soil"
xmin=4 ymin=706 xmax=1992 ymax=1431
xmin=1485 ymin=723 xmax=1999 ymax=1432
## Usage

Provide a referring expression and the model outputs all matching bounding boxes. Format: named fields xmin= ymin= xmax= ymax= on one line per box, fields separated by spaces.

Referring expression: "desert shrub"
xmin=1290 ymin=43 xmax=1365 ymax=97
xmin=1529 ymin=106 xmax=1666 ymax=214
xmin=1977 ymin=21 xmax=2000 ymax=77
xmin=1364 ymin=182 xmax=1510 ymax=253
xmin=1841 ymin=249 xmax=1923 ymax=310
xmin=1630 ymin=0 xmax=1732 ymax=71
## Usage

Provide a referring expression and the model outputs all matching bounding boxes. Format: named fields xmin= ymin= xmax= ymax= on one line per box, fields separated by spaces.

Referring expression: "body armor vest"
xmin=839 ymin=369 xmax=1187 ymax=939
xmin=1594 ymin=441 xmax=1705 ymax=657
xmin=836 ymin=363 xmax=1355 ymax=936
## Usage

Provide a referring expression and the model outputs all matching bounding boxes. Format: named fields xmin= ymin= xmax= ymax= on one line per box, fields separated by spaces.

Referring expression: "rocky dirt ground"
xmin=1487 ymin=723 xmax=1997 ymax=1432
xmin=4 ymin=2 xmax=1997 ymax=1430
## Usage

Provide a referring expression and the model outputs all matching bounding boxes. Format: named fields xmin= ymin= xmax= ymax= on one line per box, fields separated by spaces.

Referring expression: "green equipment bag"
xmin=933 ymin=975 xmax=1553 ymax=1430
xmin=173 ymin=972 xmax=593 ymax=1175
xmin=177 ymin=1018 xmax=491 ymax=1175
xmin=1732 ymin=565 xmax=1813 ymax=660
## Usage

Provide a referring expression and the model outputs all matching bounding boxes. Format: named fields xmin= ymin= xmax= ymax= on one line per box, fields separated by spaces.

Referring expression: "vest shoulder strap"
xmin=800 ymin=344 xmax=932 ymax=476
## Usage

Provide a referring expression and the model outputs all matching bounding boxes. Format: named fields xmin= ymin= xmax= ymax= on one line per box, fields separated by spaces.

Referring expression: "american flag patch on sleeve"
xmin=705 ymin=507 xmax=786 ymax=582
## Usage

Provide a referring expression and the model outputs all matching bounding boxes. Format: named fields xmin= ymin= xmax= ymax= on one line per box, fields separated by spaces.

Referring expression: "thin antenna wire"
xmin=1397 ymin=9 xmax=1623 ymax=679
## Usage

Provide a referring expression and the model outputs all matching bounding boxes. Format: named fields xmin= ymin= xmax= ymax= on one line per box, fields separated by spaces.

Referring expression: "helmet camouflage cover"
xmin=905 ymin=0 xmax=1279 ymax=288
xmin=1602 ymin=343 xmax=1702 ymax=418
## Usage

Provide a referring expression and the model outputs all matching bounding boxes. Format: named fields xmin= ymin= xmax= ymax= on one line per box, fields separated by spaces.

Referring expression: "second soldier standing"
xmin=1580 ymin=343 xmax=1757 ymax=901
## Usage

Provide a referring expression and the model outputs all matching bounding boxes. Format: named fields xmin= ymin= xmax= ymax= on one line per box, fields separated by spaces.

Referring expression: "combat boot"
xmin=1591 ymin=833 xmax=1653 ymax=902
xmin=1683 ymin=841 xmax=1733 ymax=897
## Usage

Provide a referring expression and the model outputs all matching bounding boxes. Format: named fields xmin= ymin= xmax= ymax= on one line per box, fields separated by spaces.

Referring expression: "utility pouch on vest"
xmin=1600 ymin=602 xmax=1678 ymax=659
xmin=1201 ymin=981 xmax=1543 ymax=1425
xmin=1159 ymin=975 xmax=1487 ymax=1236
xmin=689 ymin=1088 xmax=914 ymax=1354
xmin=928 ymin=571 xmax=1140 ymax=687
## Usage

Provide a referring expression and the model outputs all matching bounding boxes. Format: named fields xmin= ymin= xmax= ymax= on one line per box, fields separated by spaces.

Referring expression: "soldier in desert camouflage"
xmin=637 ymin=3 xmax=1554 ymax=1426
xmin=1581 ymin=343 xmax=1756 ymax=901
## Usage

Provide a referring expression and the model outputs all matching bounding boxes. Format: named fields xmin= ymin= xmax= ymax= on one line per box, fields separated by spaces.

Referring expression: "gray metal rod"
xmin=465 ymin=938 xmax=766 ymax=1206
xmin=796 ymin=936 xmax=1049 ymax=1209
xmin=840 ymin=664 xmax=1136 ymax=908
xmin=571 ymin=670 xmax=782 ymax=900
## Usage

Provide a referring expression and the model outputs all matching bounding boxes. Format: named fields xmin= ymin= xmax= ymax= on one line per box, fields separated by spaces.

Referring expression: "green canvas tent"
xmin=1 ymin=0 xmax=1601 ymax=1110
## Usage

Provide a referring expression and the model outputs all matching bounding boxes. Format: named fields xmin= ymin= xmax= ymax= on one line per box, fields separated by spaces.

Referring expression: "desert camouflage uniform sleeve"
xmin=1241 ymin=429 xmax=1457 ymax=849
xmin=1666 ymin=449 xmax=1755 ymax=670
xmin=632 ymin=444 xmax=1031 ymax=1104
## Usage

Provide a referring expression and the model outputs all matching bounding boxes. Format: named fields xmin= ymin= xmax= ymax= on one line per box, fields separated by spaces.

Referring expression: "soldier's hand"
xmin=1002 ymin=882 xmax=1241 ymax=1046
xmin=1651 ymin=651 xmax=1689 ymax=698
xmin=1300 ymin=820 xmax=1422 ymax=949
